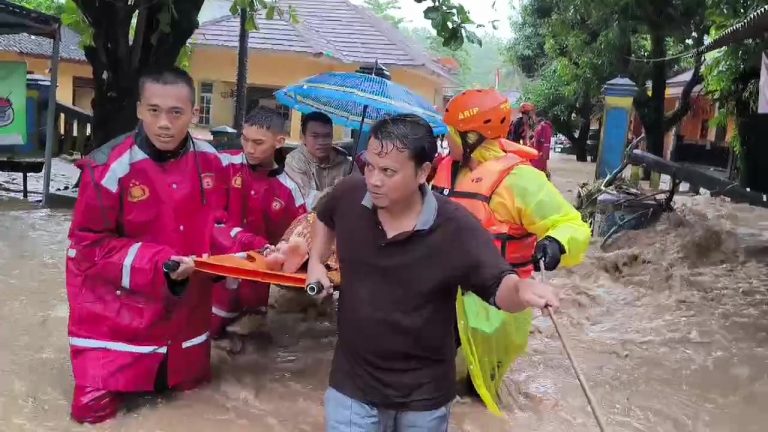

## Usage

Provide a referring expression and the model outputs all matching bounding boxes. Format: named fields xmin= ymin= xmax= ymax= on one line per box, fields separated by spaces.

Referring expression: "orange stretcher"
xmin=193 ymin=252 xmax=307 ymax=288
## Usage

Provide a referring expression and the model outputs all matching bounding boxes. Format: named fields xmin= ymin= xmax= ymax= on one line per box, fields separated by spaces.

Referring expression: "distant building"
xmin=192 ymin=0 xmax=457 ymax=141
xmin=0 ymin=27 xmax=93 ymax=112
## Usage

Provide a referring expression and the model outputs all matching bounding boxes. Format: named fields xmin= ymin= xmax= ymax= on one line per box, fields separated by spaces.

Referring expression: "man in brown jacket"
xmin=284 ymin=112 xmax=357 ymax=209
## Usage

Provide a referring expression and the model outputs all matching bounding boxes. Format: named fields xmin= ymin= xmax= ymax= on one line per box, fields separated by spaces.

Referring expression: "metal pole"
xmin=41 ymin=24 xmax=61 ymax=207
xmin=539 ymin=262 xmax=608 ymax=432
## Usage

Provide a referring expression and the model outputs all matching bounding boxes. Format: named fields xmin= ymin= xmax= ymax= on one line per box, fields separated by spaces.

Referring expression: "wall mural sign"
xmin=0 ymin=61 xmax=27 ymax=146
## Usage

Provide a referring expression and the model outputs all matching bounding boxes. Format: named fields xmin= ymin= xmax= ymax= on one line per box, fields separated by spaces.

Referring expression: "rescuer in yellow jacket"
xmin=434 ymin=88 xmax=591 ymax=415
xmin=434 ymin=89 xmax=590 ymax=274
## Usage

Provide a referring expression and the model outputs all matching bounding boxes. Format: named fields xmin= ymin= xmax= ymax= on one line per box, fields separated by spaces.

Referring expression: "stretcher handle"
xmin=306 ymin=281 xmax=340 ymax=297
xmin=306 ymin=281 xmax=326 ymax=296
xmin=163 ymin=260 xmax=181 ymax=274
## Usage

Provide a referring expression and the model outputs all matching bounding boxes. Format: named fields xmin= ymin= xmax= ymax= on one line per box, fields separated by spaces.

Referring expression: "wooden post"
xmin=42 ymin=24 xmax=61 ymax=207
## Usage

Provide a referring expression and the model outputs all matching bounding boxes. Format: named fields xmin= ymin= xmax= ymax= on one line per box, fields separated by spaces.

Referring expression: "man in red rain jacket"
xmin=65 ymin=67 xmax=229 ymax=424
xmin=210 ymin=106 xmax=307 ymax=339
xmin=532 ymin=115 xmax=554 ymax=176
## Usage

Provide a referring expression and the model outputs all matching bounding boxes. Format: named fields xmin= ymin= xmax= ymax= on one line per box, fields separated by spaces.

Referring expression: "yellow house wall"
xmin=0 ymin=52 xmax=93 ymax=111
xmin=189 ymin=47 xmax=446 ymax=142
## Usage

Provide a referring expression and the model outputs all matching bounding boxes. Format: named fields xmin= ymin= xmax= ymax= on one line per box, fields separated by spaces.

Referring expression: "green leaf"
xmin=443 ymin=26 xmax=464 ymax=50
xmin=456 ymin=5 xmax=472 ymax=25
xmin=266 ymin=5 xmax=276 ymax=20
xmin=246 ymin=13 xmax=259 ymax=31
xmin=464 ymin=29 xmax=482 ymax=47
xmin=229 ymin=2 xmax=239 ymax=16
xmin=289 ymin=6 xmax=300 ymax=24
xmin=62 ymin=0 xmax=93 ymax=47
xmin=423 ymin=6 xmax=441 ymax=20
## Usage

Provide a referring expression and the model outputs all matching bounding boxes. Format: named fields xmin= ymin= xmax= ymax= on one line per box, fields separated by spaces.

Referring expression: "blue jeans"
xmin=324 ymin=387 xmax=451 ymax=432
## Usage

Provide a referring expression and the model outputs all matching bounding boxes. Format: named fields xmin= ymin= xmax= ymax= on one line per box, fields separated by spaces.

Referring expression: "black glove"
xmin=163 ymin=260 xmax=189 ymax=297
xmin=533 ymin=237 xmax=565 ymax=272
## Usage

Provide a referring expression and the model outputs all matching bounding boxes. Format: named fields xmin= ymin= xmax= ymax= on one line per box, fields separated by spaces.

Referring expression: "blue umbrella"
xmin=274 ymin=71 xmax=448 ymax=137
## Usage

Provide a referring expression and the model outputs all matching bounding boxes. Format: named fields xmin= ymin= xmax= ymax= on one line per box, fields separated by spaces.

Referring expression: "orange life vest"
xmin=500 ymin=140 xmax=540 ymax=159
xmin=431 ymin=140 xmax=537 ymax=278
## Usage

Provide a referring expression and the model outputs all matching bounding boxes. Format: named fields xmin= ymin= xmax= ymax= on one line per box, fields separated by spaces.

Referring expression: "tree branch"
xmin=663 ymin=28 xmax=706 ymax=131
xmin=72 ymin=0 xmax=98 ymax=23
xmin=115 ymin=4 xmax=136 ymax=77
xmin=131 ymin=6 xmax=149 ymax=70
xmin=663 ymin=60 xmax=702 ymax=131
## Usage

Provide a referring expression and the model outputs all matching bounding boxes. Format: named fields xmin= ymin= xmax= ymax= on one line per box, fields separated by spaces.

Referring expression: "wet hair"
xmin=244 ymin=106 xmax=286 ymax=133
xmin=369 ymin=114 xmax=437 ymax=166
xmin=301 ymin=111 xmax=333 ymax=135
xmin=138 ymin=66 xmax=195 ymax=105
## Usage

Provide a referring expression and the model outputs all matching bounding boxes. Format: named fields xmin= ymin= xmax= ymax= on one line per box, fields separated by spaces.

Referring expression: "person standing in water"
xmin=65 ymin=67 xmax=228 ymax=424
xmin=434 ymin=88 xmax=590 ymax=412
xmin=210 ymin=106 xmax=307 ymax=340
xmin=307 ymin=114 xmax=561 ymax=431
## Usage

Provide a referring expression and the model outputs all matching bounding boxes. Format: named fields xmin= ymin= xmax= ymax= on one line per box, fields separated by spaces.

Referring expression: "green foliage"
xmin=508 ymin=0 xmax=715 ymax=158
xmin=9 ymin=0 xmax=65 ymax=15
xmin=399 ymin=26 xmax=525 ymax=90
xmin=505 ymin=0 xmax=549 ymax=77
xmin=61 ymin=1 xmax=92 ymax=45
xmin=363 ymin=0 xmax=405 ymax=27
xmin=11 ymin=0 xmax=92 ymax=46
xmin=508 ymin=0 xmax=621 ymax=158
xmin=229 ymin=0 xmax=299 ymax=32
xmin=175 ymin=43 xmax=193 ymax=70
xmin=702 ymin=2 xmax=767 ymax=178
xmin=365 ymin=0 xmax=509 ymax=90
xmin=419 ymin=0 xmax=483 ymax=49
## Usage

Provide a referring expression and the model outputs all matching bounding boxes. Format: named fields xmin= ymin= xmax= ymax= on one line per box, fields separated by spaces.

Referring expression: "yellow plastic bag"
xmin=456 ymin=289 xmax=532 ymax=416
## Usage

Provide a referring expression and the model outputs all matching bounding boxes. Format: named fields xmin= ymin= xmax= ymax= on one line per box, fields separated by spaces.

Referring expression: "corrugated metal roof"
xmin=0 ymin=26 xmax=85 ymax=62
xmin=193 ymin=0 xmax=453 ymax=82
xmin=0 ymin=0 xmax=59 ymax=37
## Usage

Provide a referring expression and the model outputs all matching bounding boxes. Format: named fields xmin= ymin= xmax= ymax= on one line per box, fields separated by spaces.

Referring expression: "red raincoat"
xmin=66 ymin=131 xmax=229 ymax=396
xmin=532 ymin=121 xmax=553 ymax=173
xmin=210 ymin=151 xmax=307 ymax=336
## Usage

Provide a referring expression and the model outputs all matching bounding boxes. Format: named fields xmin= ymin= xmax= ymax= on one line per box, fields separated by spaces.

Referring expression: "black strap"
xmin=431 ymin=186 xmax=451 ymax=196
xmin=450 ymin=159 xmax=462 ymax=190
xmin=448 ymin=191 xmax=491 ymax=202
xmin=494 ymin=232 xmax=535 ymax=241
xmin=493 ymin=233 xmax=535 ymax=267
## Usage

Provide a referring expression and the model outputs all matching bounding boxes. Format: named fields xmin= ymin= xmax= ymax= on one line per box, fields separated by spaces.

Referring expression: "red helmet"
xmin=443 ymin=89 xmax=513 ymax=140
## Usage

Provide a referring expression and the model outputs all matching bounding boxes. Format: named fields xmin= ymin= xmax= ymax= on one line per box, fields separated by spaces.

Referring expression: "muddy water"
xmin=0 ymin=153 xmax=766 ymax=431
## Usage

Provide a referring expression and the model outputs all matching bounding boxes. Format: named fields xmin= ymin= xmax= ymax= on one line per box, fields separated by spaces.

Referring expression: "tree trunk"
xmin=632 ymin=27 xmax=667 ymax=159
xmin=233 ymin=9 xmax=249 ymax=131
xmin=89 ymin=84 xmax=140 ymax=151
xmin=74 ymin=0 xmax=206 ymax=149
xmin=573 ymin=96 xmax=592 ymax=162
xmin=572 ymin=117 xmax=590 ymax=162
xmin=646 ymin=29 xmax=667 ymax=158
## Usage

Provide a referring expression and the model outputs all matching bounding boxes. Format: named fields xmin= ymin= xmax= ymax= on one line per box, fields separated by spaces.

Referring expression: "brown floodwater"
xmin=0 ymin=153 xmax=766 ymax=431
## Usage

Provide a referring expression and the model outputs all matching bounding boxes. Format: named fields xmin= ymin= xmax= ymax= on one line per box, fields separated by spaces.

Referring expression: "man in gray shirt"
xmin=284 ymin=112 xmax=357 ymax=209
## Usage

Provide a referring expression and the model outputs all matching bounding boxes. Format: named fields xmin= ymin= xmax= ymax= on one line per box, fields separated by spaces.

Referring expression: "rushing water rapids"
xmin=0 ymin=154 xmax=766 ymax=431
